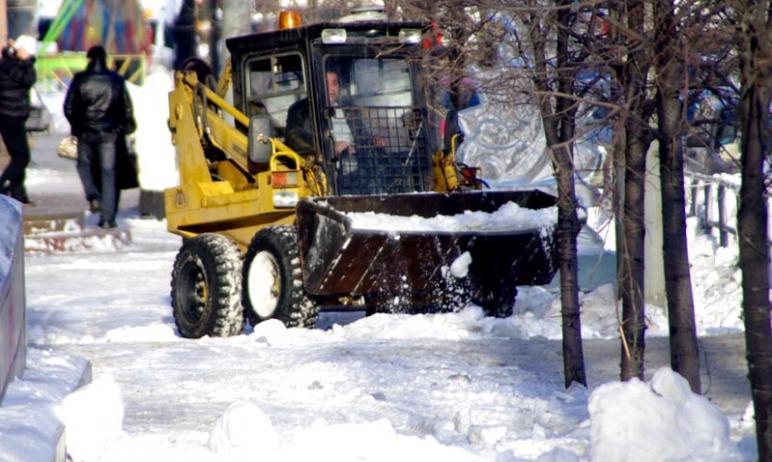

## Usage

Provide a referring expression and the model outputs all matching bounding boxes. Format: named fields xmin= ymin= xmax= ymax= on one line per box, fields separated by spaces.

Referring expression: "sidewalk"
xmin=15 ymin=133 xmax=139 ymax=252
xmin=22 ymin=132 xmax=140 ymax=217
xmin=0 ymin=131 xmax=138 ymax=461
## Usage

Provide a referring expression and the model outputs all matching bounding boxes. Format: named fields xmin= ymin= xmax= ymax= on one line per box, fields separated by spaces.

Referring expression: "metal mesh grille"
xmin=333 ymin=106 xmax=430 ymax=195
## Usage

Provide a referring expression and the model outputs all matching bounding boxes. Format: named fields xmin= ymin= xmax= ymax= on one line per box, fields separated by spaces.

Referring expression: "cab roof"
xmin=225 ymin=21 xmax=426 ymax=56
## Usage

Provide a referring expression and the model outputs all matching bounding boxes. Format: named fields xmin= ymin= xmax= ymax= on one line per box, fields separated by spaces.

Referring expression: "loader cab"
xmin=227 ymin=21 xmax=437 ymax=196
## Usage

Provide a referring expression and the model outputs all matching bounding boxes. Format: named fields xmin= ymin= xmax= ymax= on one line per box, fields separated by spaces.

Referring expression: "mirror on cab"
xmin=248 ymin=115 xmax=274 ymax=164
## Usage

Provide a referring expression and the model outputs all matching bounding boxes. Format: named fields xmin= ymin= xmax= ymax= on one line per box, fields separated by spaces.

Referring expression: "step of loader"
xmin=22 ymin=205 xmax=132 ymax=254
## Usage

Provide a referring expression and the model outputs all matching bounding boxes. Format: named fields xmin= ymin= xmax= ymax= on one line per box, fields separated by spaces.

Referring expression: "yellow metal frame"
xmin=432 ymin=134 xmax=462 ymax=192
xmin=164 ymin=70 xmax=324 ymax=250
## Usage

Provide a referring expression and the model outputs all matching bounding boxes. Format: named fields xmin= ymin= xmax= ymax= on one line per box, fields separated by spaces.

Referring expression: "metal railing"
xmin=686 ymin=171 xmax=772 ymax=248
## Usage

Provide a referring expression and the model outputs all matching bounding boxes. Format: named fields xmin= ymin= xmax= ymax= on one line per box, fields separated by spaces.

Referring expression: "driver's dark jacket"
xmin=285 ymin=97 xmax=371 ymax=156
xmin=64 ymin=62 xmax=135 ymax=137
xmin=285 ymin=97 xmax=315 ymax=154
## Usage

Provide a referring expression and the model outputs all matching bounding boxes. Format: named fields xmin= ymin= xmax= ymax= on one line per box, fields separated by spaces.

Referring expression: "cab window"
xmin=245 ymin=53 xmax=306 ymax=136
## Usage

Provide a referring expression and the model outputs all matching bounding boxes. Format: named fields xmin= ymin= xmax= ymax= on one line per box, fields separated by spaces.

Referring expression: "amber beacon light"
xmin=279 ymin=11 xmax=302 ymax=29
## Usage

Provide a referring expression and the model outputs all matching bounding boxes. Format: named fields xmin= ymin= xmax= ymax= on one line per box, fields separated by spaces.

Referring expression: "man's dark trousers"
xmin=0 ymin=115 xmax=31 ymax=202
xmin=76 ymin=131 xmax=118 ymax=224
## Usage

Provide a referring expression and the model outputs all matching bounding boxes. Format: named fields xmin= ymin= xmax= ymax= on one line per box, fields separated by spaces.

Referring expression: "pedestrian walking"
xmin=64 ymin=45 xmax=136 ymax=229
xmin=0 ymin=35 xmax=37 ymax=205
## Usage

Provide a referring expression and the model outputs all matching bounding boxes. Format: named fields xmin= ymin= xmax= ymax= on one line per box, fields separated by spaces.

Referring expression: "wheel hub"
xmin=247 ymin=251 xmax=280 ymax=319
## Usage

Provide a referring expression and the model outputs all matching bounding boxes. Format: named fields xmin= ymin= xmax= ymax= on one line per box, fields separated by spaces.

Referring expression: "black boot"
xmin=98 ymin=219 xmax=117 ymax=229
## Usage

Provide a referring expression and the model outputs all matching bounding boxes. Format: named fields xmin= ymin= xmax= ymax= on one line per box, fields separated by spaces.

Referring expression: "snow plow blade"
xmin=296 ymin=190 xmax=559 ymax=298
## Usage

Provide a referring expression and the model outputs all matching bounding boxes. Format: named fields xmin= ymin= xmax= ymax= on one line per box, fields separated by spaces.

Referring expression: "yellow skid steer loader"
xmin=165 ymin=18 xmax=562 ymax=337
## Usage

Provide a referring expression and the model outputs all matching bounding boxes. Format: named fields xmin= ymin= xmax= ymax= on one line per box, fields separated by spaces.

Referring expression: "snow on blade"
xmin=450 ymin=251 xmax=472 ymax=278
xmin=345 ymin=201 xmax=557 ymax=232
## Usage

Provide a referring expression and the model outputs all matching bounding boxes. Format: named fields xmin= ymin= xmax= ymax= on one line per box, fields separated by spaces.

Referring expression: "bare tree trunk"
xmin=736 ymin=3 xmax=772 ymax=458
xmin=620 ymin=127 xmax=648 ymax=381
xmin=555 ymin=1 xmax=586 ymax=389
xmin=617 ymin=0 xmax=650 ymax=382
xmin=654 ymin=0 xmax=701 ymax=393
xmin=527 ymin=3 xmax=586 ymax=388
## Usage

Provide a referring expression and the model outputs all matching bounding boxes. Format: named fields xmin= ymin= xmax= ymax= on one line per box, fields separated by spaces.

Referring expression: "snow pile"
xmin=208 ymin=401 xmax=279 ymax=459
xmin=0 ymin=348 xmax=90 ymax=462
xmin=503 ymin=285 xmax=670 ymax=340
xmin=346 ymin=201 xmax=557 ymax=232
xmin=251 ymin=318 xmax=294 ymax=346
xmin=55 ymin=374 xmax=125 ymax=462
xmin=338 ymin=305 xmax=489 ymax=341
xmin=589 ymin=367 xmax=742 ymax=462
xmin=127 ymin=70 xmax=178 ymax=191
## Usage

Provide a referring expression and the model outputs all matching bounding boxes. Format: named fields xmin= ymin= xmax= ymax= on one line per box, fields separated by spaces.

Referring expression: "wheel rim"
xmin=247 ymin=250 xmax=280 ymax=319
xmin=179 ymin=257 xmax=207 ymax=324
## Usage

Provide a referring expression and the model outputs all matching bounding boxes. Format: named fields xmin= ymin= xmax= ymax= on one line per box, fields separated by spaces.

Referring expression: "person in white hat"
xmin=0 ymin=35 xmax=37 ymax=204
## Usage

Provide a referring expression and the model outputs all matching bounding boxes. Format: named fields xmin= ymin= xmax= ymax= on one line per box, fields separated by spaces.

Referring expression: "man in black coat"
xmin=64 ymin=45 xmax=136 ymax=229
xmin=286 ymin=70 xmax=385 ymax=194
xmin=286 ymin=70 xmax=354 ymax=156
xmin=0 ymin=37 xmax=36 ymax=204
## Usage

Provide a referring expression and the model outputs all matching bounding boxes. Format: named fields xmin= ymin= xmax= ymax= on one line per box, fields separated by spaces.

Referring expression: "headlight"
xmin=398 ymin=29 xmax=422 ymax=44
xmin=322 ymin=28 xmax=347 ymax=44
xmin=273 ymin=190 xmax=298 ymax=208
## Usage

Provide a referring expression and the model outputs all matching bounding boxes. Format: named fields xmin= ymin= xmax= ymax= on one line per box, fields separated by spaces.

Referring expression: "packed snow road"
xmin=22 ymin=218 xmax=755 ymax=461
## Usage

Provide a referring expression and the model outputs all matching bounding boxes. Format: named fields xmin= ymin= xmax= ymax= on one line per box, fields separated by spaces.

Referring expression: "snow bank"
xmin=208 ymin=401 xmax=279 ymax=459
xmin=588 ymin=367 xmax=742 ymax=462
xmin=0 ymin=348 xmax=90 ymax=462
xmin=55 ymin=374 xmax=124 ymax=462
xmin=127 ymin=70 xmax=178 ymax=191
xmin=346 ymin=201 xmax=557 ymax=232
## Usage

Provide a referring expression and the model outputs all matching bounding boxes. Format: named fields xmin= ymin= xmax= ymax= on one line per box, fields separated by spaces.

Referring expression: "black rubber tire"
xmin=242 ymin=225 xmax=319 ymax=328
xmin=171 ymin=233 xmax=244 ymax=338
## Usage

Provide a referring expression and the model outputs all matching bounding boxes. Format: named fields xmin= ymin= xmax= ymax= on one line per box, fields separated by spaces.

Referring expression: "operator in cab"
xmin=286 ymin=70 xmax=353 ymax=156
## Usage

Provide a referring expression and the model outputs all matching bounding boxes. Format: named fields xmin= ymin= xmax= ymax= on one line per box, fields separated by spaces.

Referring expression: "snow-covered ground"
xmin=0 ymin=60 xmax=759 ymax=461
xmin=0 ymin=200 xmax=757 ymax=461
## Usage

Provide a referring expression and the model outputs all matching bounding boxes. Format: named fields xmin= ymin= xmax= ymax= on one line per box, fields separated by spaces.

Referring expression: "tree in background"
xmin=653 ymin=0 xmax=701 ymax=392
xmin=400 ymin=0 xmax=588 ymax=388
xmin=730 ymin=1 xmax=772 ymax=458
xmin=521 ymin=0 xmax=587 ymax=388
xmin=605 ymin=0 xmax=653 ymax=382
